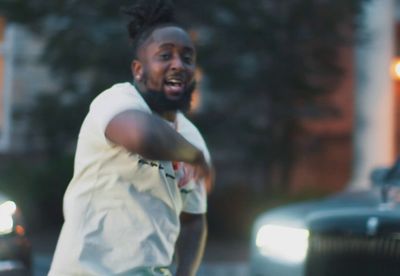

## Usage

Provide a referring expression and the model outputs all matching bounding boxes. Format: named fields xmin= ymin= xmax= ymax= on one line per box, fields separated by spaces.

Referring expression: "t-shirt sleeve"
xmin=181 ymin=178 xmax=208 ymax=214
xmin=178 ymin=116 xmax=211 ymax=214
xmin=89 ymin=85 xmax=149 ymax=138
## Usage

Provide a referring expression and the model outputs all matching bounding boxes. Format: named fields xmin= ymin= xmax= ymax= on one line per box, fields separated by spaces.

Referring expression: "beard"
xmin=138 ymin=81 xmax=196 ymax=115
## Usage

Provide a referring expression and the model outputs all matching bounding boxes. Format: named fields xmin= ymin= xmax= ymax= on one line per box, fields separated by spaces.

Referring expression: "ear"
xmin=131 ymin=60 xmax=143 ymax=82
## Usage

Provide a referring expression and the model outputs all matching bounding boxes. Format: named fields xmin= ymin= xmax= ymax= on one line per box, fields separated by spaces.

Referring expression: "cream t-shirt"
xmin=49 ymin=82 xmax=209 ymax=275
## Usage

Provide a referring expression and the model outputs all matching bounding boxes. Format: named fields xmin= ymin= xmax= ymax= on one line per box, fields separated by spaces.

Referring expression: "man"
xmin=49 ymin=1 xmax=213 ymax=275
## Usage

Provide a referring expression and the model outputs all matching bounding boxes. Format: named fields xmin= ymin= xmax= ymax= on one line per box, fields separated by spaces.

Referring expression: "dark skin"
xmin=105 ymin=26 xmax=211 ymax=275
xmin=175 ymin=213 xmax=207 ymax=276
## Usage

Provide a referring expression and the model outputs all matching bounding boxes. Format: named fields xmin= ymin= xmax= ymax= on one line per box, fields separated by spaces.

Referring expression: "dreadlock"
xmin=121 ymin=0 xmax=178 ymax=57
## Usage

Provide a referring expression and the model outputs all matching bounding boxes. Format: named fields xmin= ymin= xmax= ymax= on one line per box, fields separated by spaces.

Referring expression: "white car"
xmin=250 ymin=161 xmax=400 ymax=276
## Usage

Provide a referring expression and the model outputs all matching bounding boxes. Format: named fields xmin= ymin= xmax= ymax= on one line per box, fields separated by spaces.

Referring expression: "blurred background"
xmin=1 ymin=0 xmax=400 ymax=274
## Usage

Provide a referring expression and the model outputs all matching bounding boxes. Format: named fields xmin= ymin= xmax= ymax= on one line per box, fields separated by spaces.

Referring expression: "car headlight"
xmin=0 ymin=201 xmax=17 ymax=235
xmin=255 ymin=224 xmax=309 ymax=264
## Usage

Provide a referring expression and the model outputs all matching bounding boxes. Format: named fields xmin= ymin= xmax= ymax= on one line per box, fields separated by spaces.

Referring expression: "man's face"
xmin=132 ymin=26 xmax=196 ymax=112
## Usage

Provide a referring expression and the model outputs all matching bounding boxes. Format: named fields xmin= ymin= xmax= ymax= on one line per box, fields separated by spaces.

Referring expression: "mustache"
xmin=139 ymin=81 xmax=196 ymax=114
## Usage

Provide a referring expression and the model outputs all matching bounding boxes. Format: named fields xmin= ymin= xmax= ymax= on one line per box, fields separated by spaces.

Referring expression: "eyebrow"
xmin=158 ymin=43 xmax=195 ymax=54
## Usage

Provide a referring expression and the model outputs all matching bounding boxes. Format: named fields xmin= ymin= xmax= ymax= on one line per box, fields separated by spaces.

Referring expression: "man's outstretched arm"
xmin=175 ymin=213 xmax=207 ymax=276
xmin=105 ymin=110 xmax=210 ymax=183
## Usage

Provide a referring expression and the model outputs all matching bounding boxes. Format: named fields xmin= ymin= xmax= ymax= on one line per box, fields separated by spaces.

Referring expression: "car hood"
xmin=253 ymin=188 xmax=393 ymax=230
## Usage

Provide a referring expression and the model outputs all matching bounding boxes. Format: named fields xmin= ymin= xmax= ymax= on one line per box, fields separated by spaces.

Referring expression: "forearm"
xmin=106 ymin=110 xmax=203 ymax=163
xmin=175 ymin=213 xmax=207 ymax=276
xmin=140 ymin=114 xmax=202 ymax=163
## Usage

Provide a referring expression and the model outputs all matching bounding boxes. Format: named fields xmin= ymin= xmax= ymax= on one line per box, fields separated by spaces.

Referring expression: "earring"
xmin=136 ymin=75 xmax=141 ymax=81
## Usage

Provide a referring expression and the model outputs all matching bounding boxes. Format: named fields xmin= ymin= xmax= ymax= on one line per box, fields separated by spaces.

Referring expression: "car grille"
xmin=305 ymin=234 xmax=400 ymax=276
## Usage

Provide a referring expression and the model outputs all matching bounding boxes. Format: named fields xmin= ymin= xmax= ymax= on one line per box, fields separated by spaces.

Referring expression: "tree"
xmin=0 ymin=0 xmax=367 ymax=193
xmin=177 ymin=0 xmax=368 ymax=191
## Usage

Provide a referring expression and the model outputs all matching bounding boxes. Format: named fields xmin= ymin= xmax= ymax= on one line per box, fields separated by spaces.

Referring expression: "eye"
xmin=159 ymin=52 xmax=171 ymax=60
xmin=183 ymin=54 xmax=194 ymax=65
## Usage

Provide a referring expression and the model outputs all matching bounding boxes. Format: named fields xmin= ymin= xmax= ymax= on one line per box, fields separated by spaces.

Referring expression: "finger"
xmin=195 ymin=166 xmax=208 ymax=182
xmin=193 ymin=167 xmax=203 ymax=181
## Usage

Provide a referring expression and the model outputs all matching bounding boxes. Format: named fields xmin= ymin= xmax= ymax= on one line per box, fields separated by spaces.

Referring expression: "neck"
xmin=161 ymin=111 xmax=177 ymax=122
xmin=135 ymin=81 xmax=147 ymax=94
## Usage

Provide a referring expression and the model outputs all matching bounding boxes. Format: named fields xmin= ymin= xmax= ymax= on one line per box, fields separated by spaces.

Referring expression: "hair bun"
xmin=121 ymin=0 xmax=175 ymax=41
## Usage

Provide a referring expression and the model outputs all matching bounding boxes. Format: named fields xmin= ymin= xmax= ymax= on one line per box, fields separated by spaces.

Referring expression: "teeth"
xmin=166 ymin=80 xmax=182 ymax=86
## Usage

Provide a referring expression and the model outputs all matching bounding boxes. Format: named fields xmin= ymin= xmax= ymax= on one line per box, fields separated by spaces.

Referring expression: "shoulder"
xmin=90 ymin=82 xmax=149 ymax=112
xmin=86 ymin=82 xmax=151 ymax=133
xmin=177 ymin=112 xmax=211 ymax=160
xmin=177 ymin=112 xmax=204 ymax=140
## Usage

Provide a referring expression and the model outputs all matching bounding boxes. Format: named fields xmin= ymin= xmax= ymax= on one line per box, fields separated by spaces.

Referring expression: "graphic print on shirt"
xmin=172 ymin=161 xmax=195 ymax=194
xmin=137 ymin=158 xmax=195 ymax=194
xmin=138 ymin=158 xmax=176 ymax=180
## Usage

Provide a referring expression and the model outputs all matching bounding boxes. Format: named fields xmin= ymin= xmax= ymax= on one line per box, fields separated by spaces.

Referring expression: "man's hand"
xmin=188 ymin=152 xmax=214 ymax=193
xmin=106 ymin=110 xmax=215 ymax=191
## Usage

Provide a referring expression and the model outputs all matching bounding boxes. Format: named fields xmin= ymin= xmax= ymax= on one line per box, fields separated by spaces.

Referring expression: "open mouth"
xmin=164 ymin=78 xmax=185 ymax=97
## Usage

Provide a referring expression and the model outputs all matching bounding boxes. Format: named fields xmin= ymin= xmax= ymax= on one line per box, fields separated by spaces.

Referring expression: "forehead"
xmin=140 ymin=26 xmax=195 ymax=55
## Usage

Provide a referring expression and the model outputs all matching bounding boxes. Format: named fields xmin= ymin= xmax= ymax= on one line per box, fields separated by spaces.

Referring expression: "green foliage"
xmin=178 ymin=0 xmax=367 ymax=191
xmin=0 ymin=0 xmax=136 ymax=155
xmin=0 ymin=0 xmax=367 ymax=189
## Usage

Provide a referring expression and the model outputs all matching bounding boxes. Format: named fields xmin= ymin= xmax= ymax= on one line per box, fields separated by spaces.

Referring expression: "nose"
xmin=170 ymin=56 xmax=184 ymax=71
